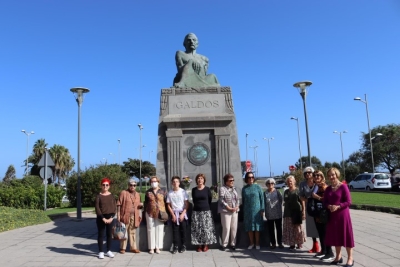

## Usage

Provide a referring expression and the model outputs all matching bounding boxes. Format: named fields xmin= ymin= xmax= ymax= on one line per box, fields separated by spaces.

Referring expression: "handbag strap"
xmin=151 ymin=189 xmax=163 ymax=209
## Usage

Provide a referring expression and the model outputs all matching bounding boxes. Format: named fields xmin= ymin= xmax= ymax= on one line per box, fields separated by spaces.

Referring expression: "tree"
xmin=3 ymin=165 xmax=16 ymax=183
xmin=360 ymin=124 xmax=400 ymax=173
xmin=121 ymin=158 xmax=156 ymax=178
xmin=49 ymin=144 xmax=74 ymax=184
xmin=295 ymin=156 xmax=322 ymax=170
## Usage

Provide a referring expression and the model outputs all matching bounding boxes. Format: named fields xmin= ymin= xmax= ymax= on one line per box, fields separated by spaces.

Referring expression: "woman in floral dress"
xmin=242 ymin=172 xmax=264 ymax=249
xmin=282 ymin=175 xmax=306 ymax=250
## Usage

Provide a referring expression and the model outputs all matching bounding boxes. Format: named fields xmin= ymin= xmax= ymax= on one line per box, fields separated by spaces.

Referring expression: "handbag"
xmin=307 ymin=198 xmax=323 ymax=217
xmin=291 ymin=210 xmax=303 ymax=225
xmin=112 ymin=220 xmax=127 ymax=240
xmin=151 ymin=190 xmax=169 ymax=223
xmin=319 ymin=208 xmax=330 ymax=224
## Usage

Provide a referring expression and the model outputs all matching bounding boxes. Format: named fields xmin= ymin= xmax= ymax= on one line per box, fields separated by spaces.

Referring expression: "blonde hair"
xmin=150 ymin=176 xmax=160 ymax=183
xmin=286 ymin=175 xmax=296 ymax=184
xmin=327 ymin=167 xmax=341 ymax=179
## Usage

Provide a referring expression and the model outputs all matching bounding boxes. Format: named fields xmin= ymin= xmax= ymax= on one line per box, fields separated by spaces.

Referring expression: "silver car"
xmin=348 ymin=173 xmax=391 ymax=191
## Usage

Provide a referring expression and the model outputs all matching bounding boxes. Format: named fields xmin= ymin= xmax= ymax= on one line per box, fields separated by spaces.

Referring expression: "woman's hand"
xmin=302 ymin=212 xmax=306 ymax=220
xmin=171 ymin=214 xmax=177 ymax=223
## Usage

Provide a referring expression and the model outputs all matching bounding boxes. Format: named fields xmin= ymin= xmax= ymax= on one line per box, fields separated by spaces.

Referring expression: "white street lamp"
xmin=333 ymin=131 xmax=348 ymax=179
xmin=354 ymin=94 xmax=377 ymax=172
xmin=290 ymin=117 xmax=302 ymax=171
xmin=263 ymin=137 xmax=274 ymax=178
xmin=138 ymin=123 xmax=143 ymax=191
xmin=117 ymin=139 xmax=121 ymax=165
xmin=70 ymin=87 xmax=90 ymax=220
xmin=21 ymin=129 xmax=34 ymax=176
xmin=293 ymin=81 xmax=313 ymax=167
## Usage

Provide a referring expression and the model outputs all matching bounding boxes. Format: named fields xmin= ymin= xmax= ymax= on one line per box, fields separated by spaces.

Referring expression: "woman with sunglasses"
xmin=263 ymin=178 xmax=283 ymax=249
xmin=218 ymin=173 xmax=240 ymax=251
xmin=311 ymin=171 xmax=335 ymax=262
xmin=242 ymin=172 xmax=264 ymax=249
xmin=95 ymin=178 xmax=117 ymax=259
xmin=117 ymin=179 xmax=143 ymax=254
xmin=299 ymin=166 xmax=320 ymax=253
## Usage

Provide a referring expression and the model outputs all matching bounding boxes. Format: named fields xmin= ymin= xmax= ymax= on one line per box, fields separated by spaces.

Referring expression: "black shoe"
xmin=330 ymin=257 xmax=343 ymax=265
xmin=314 ymin=252 xmax=325 ymax=258
xmin=270 ymin=245 xmax=276 ymax=249
xmin=172 ymin=247 xmax=178 ymax=254
xmin=219 ymin=246 xmax=227 ymax=251
xmin=344 ymin=260 xmax=354 ymax=267
xmin=278 ymin=244 xmax=284 ymax=249
xmin=179 ymin=245 xmax=186 ymax=253
xmin=289 ymin=245 xmax=295 ymax=250
xmin=230 ymin=246 xmax=236 ymax=251
xmin=321 ymin=254 xmax=335 ymax=262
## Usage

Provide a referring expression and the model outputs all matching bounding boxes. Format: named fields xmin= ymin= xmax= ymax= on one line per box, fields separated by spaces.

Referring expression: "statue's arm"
xmin=175 ymin=51 xmax=185 ymax=71
xmin=202 ymin=55 xmax=209 ymax=74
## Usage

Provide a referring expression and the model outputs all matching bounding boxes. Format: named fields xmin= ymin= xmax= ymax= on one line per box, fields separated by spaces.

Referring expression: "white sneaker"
xmin=98 ymin=252 xmax=104 ymax=259
xmin=248 ymin=244 xmax=254 ymax=249
xmin=256 ymin=246 xmax=260 ymax=250
xmin=106 ymin=251 xmax=115 ymax=258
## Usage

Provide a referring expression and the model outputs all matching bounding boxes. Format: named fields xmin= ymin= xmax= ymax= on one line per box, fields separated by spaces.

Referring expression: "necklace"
xmin=331 ymin=182 xmax=341 ymax=190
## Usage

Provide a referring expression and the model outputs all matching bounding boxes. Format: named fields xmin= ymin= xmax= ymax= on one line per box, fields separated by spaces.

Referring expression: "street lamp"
xmin=21 ymin=130 xmax=34 ymax=176
xmin=293 ymin=81 xmax=313 ymax=167
xmin=249 ymin=145 xmax=258 ymax=176
xmin=263 ymin=137 xmax=274 ymax=178
xmin=354 ymin=94 xmax=377 ymax=172
xmin=70 ymin=87 xmax=90 ymax=220
xmin=290 ymin=117 xmax=302 ymax=171
xmin=138 ymin=123 xmax=143 ymax=191
xmin=333 ymin=131 xmax=348 ymax=179
xmin=117 ymin=139 xmax=121 ymax=165
xmin=245 ymin=133 xmax=249 ymax=160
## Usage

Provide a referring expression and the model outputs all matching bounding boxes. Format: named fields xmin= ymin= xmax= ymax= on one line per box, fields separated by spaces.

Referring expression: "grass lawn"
xmin=0 ymin=206 xmax=51 ymax=233
xmin=350 ymin=192 xmax=400 ymax=208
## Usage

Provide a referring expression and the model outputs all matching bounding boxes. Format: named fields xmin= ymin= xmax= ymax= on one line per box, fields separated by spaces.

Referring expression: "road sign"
xmin=246 ymin=160 xmax=252 ymax=172
xmin=40 ymin=167 xmax=53 ymax=179
xmin=38 ymin=153 xmax=55 ymax=167
xmin=289 ymin=165 xmax=296 ymax=172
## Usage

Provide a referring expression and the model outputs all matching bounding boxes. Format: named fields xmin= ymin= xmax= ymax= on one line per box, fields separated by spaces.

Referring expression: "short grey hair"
xmin=286 ymin=175 xmax=296 ymax=184
xmin=128 ymin=178 xmax=137 ymax=185
xmin=265 ymin=178 xmax=276 ymax=185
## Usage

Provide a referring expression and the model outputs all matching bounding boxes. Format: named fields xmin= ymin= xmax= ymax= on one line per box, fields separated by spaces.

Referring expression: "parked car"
xmin=275 ymin=181 xmax=288 ymax=190
xmin=391 ymin=177 xmax=400 ymax=192
xmin=348 ymin=173 xmax=391 ymax=191
xmin=62 ymin=195 xmax=69 ymax=203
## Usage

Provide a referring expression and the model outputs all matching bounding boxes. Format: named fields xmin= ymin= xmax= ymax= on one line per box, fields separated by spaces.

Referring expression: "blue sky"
xmin=1 ymin=0 xmax=399 ymax=178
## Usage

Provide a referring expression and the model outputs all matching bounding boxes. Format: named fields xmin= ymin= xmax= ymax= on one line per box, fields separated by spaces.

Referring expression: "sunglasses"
xmin=247 ymin=176 xmax=255 ymax=179
xmin=102 ymin=184 xmax=109 ymax=187
xmin=228 ymin=179 xmax=234 ymax=182
xmin=305 ymin=172 xmax=313 ymax=174
xmin=129 ymin=184 xmax=137 ymax=187
xmin=266 ymin=183 xmax=275 ymax=185
xmin=313 ymin=174 xmax=322 ymax=177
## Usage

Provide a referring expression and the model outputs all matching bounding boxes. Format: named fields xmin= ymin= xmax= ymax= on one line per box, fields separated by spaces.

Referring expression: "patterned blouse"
xmin=264 ymin=189 xmax=283 ymax=220
xmin=144 ymin=188 xmax=167 ymax=218
xmin=218 ymin=185 xmax=240 ymax=213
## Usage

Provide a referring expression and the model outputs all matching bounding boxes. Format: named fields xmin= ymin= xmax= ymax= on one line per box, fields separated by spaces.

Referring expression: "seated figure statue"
xmin=173 ymin=33 xmax=220 ymax=88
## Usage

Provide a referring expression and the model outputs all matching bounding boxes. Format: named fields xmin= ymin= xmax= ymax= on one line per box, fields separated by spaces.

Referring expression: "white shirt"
xmin=166 ymin=188 xmax=188 ymax=210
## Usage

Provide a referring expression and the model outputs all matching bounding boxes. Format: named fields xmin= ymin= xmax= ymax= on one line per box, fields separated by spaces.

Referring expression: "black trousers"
xmin=96 ymin=214 xmax=114 ymax=252
xmin=314 ymin=217 xmax=333 ymax=255
xmin=172 ymin=219 xmax=187 ymax=248
xmin=266 ymin=218 xmax=282 ymax=246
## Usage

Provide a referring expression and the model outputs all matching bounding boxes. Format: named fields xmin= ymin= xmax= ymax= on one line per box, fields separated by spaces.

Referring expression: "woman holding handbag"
xmin=144 ymin=176 xmax=167 ymax=254
xmin=282 ymin=175 xmax=305 ymax=250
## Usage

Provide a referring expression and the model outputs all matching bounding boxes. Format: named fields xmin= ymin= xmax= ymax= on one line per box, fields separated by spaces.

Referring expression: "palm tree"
xmin=31 ymin=139 xmax=48 ymax=165
xmin=49 ymin=144 xmax=74 ymax=184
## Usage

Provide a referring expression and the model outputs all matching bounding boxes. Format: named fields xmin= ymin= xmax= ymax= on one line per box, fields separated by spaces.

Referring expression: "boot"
xmin=308 ymin=241 xmax=320 ymax=253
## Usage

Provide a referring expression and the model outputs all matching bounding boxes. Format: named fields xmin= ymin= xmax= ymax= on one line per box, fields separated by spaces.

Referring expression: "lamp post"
xmin=333 ymin=131 xmax=348 ymax=179
xmin=117 ymin=139 xmax=121 ymax=165
xmin=293 ymin=81 xmax=312 ymax=167
xmin=21 ymin=130 xmax=34 ymax=176
xmin=138 ymin=123 xmax=143 ymax=191
xmin=70 ymin=87 xmax=90 ymax=220
xmin=290 ymin=117 xmax=302 ymax=171
xmin=245 ymin=133 xmax=249 ymax=160
xmin=354 ymin=94 xmax=377 ymax=172
xmin=249 ymin=145 xmax=258 ymax=176
xmin=263 ymin=137 xmax=274 ymax=178
xmin=149 ymin=150 xmax=153 ymax=163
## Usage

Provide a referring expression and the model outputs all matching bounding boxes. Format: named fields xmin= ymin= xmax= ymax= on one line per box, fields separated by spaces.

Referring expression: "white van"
xmin=348 ymin=173 xmax=391 ymax=191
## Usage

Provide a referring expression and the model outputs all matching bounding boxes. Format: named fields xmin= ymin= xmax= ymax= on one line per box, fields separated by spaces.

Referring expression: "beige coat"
xmin=117 ymin=190 xmax=141 ymax=227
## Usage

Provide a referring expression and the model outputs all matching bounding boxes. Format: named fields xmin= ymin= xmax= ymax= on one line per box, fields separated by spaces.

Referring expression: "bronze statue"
xmin=173 ymin=33 xmax=220 ymax=88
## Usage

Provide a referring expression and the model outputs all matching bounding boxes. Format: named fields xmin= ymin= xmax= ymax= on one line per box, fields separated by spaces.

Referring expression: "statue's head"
xmin=183 ymin=33 xmax=198 ymax=51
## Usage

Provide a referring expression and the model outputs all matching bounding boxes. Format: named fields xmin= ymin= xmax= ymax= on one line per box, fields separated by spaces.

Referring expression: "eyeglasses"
xmin=313 ymin=174 xmax=322 ymax=177
xmin=305 ymin=172 xmax=313 ymax=174
xmin=129 ymin=184 xmax=137 ymax=187
xmin=266 ymin=183 xmax=275 ymax=185
xmin=247 ymin=176 xmax=255 ymax=179
xmin=102 ymin=184 xmax=109 ymax=187
xmin=228 ymin=179 xmax=234 ymax=182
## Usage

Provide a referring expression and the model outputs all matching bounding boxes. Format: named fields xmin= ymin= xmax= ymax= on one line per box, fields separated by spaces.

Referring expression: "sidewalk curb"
xmin=350 ymin=204 xmax=400 ymax=215
xmin=47 ymin=209 xmax=95 ymax=220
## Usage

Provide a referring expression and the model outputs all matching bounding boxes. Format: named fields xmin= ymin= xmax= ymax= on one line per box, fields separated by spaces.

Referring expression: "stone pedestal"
xmin=156 ymin=87 xmax=243 ymax=194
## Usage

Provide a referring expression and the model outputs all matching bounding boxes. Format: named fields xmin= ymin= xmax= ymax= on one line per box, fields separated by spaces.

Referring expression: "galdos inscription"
xmin=169 ymin=94 xmax=225 ymax=114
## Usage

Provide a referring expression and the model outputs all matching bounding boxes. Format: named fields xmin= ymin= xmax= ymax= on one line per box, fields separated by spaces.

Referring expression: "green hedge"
xmin=0 ymin=206 xmax=51 ymax=232
xmin=0 ymin=176 xmax=64 ymax=209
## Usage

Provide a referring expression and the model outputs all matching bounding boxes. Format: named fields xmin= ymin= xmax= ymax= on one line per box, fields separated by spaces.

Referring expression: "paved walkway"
xmin=0 ymin=209 xmax=399 ymax=267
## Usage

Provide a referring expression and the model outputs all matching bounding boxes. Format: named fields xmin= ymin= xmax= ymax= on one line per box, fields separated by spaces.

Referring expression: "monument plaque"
xmin=156 ymin=33 xmax=243 ymax=194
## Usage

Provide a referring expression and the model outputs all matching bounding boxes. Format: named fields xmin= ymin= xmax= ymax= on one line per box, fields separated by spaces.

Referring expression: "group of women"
xmin=95 ymin=168 xmax=354 ymax=267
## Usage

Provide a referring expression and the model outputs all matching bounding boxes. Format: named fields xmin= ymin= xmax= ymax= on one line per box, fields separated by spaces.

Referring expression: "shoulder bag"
xmin=152 ymin=190 xmax=169 ymax=222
